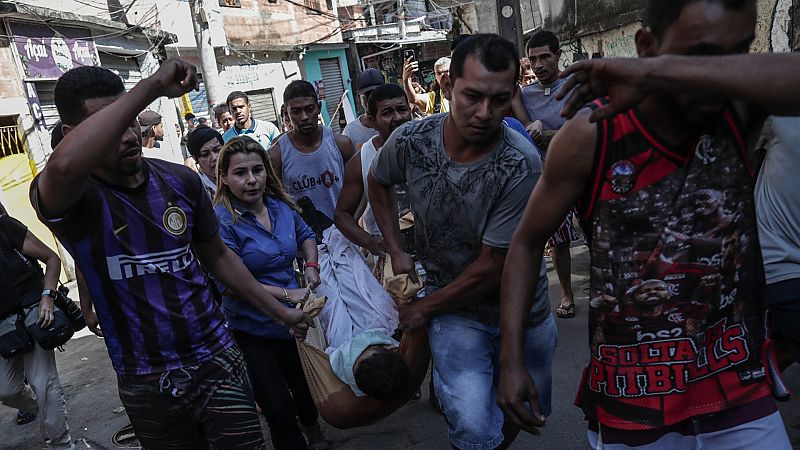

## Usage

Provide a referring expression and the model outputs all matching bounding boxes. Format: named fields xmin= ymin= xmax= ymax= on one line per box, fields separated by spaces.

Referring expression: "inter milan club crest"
xmin=163 ymin=204 xmax=187 ymax=236
xmin=609 ymin=160 xmax=637 ymax=194
xmin=695 ymin=135 xmax=717 ymax=165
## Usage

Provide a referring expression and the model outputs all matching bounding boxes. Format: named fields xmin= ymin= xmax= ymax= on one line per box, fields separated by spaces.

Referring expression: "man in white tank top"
xmin=334 ymin=84 xmax=412 ymax=255
xmin=268 ymin=80 xmax=355 ymax=236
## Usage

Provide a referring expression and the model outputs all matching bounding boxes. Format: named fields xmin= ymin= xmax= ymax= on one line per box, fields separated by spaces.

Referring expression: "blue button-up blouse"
xmin=215 ymin=196 xmax=315 ymax=339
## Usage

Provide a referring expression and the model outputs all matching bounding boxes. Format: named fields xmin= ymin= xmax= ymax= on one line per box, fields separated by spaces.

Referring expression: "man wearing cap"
xmin=343 ymin=68 xmax=384 ymax=151
xmin=138 ymin=110 xmax=164 ymax=149
xmin=139 ymin=110 xmax=184 ymax=164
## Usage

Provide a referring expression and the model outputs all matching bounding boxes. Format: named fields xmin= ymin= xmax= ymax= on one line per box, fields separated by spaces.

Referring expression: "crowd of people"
xmin=1 ymin=0 xmax=800 ymax=449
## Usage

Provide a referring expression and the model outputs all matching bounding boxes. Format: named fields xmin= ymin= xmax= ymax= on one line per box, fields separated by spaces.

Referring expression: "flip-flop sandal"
xmin=16 ymin=411 xmax=36 ymax=425
xmin=556 ymin=303 xmax=576 ymax=318
xmin=112 ymin=424 xmax=141 ymax=448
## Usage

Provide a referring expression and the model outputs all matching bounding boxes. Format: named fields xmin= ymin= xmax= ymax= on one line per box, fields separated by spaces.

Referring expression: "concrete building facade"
xmin=0 ymin=0 xmax=178 ymax=279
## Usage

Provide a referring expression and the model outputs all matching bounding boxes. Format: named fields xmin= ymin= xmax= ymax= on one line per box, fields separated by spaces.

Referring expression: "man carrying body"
xmin=223 ymin=91 xmax=280 ymax=148
xmin=335 ymin=83 xmax=412 ymax=257
xmin=267 ymin=80 xmax=392 ymax=352
xmin=370 ymin=34 xmax=556 ymax=450
xmin=512 ymin=30 xmax=577 ymax=319
xmin=342 ymin=68 xmax=384 ymax=151
xmin=403 ymin=56 xmax=451 ymax=116
xmin=269 ymin=80 xmax=355 ymax=232
xmin=32 ymin=59 xmax=309 ymax=449
xmin=499 ymin=1 xmax=799 ymax=448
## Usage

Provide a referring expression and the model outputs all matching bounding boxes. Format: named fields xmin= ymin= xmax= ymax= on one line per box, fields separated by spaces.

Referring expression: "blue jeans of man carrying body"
xmin=429 ymin=313 xmax=558 ymax=450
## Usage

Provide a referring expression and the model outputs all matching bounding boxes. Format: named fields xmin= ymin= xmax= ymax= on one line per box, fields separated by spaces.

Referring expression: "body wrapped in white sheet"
xmin=315 ymin=226 xmax=399 ymax=353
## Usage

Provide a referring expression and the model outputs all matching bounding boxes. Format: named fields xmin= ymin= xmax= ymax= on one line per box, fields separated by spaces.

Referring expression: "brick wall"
xmin=0 ymin=41 xmax=23 ymax=99
xmin=222 ymin=0 xmax=341 ymax=48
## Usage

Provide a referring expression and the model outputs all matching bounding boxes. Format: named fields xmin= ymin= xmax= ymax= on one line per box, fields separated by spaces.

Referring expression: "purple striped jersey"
xmin=31 ymin=158 xmax=232 ymax=376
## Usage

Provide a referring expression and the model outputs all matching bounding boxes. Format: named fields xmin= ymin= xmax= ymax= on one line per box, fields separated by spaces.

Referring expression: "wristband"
xmin=42 ymin=289 xmax=58 ymax=300
xmin=305 ymin=261 xmax=319 ymax=270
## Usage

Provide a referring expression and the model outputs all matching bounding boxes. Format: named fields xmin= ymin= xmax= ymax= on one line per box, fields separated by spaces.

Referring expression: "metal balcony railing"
xmin=0 ymin=126 xmax=25 ymax=158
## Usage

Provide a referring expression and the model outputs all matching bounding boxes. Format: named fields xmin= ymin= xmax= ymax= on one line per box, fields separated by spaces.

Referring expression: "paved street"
xmin=2 ymin=245 xmax=799 ymax=449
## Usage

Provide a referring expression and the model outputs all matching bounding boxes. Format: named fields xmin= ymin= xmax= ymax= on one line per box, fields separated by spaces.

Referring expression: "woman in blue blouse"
xmin=213 ymin=136 xmax=326 ymax=450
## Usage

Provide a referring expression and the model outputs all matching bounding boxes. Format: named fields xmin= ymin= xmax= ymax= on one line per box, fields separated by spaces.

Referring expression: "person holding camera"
xmin=0 ymin=213 xmax=73 ymax=450
xmin=402 ymin=53 xmax=450 ymax=116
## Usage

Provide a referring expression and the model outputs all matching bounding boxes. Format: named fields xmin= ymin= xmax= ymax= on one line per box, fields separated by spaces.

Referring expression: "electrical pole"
xmin=189 ymin=0 xmax=223 ymax=121
xmin=397 ymin=0 xmax=406 ymax=39
xmin=496 ymin=0 xmax=524 ymax=54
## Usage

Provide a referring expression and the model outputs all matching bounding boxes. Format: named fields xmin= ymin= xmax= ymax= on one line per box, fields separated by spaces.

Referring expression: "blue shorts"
xmin=429 ymin=313 xmax=557 ymax=450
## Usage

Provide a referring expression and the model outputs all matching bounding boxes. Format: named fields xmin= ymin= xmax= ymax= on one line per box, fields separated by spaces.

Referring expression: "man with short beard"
xmin=30 ymin=59 xmax=309 ymax=449
xmin=335 ymin=83 xmax=412 ymax=256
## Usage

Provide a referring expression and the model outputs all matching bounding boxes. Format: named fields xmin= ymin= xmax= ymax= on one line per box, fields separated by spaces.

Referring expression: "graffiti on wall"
xmin=364 ymin=52 xmax=401 ymax=84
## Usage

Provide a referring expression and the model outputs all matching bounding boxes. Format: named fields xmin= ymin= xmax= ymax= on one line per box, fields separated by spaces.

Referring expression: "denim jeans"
xmin=429 ymin=313 xmax=557 ymax=450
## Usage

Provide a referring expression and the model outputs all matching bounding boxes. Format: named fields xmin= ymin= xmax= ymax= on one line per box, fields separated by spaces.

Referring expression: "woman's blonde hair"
xmin=213 ymin=135 xmax=299 ymax=221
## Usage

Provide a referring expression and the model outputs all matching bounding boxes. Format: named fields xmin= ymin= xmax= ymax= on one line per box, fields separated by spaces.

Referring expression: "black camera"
xmin=56 ymin=285 xmax=86 ymax=332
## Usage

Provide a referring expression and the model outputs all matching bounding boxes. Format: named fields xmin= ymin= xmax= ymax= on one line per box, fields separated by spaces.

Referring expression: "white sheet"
xmin=316 ymin=226 xmax=399 ymax=354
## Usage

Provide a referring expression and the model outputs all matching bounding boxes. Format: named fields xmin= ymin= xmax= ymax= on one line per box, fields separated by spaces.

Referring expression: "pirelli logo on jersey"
xmin=106 ymin=245 xmax=195 ymax=280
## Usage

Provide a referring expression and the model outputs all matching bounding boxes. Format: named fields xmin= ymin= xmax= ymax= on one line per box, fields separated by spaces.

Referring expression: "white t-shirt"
xmin=343 ymin=115 xmax=378 ymax=151
xmin=755 ymin=116 xmax=800 ymax=284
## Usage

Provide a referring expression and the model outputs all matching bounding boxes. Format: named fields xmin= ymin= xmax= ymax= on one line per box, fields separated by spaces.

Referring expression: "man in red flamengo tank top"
xmin=497 ymin=1 xmax=800 ymax=448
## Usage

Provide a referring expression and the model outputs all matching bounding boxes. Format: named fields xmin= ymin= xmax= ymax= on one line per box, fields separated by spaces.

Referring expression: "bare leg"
xmin=551 ymin=242 xmax=574 ymax=308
